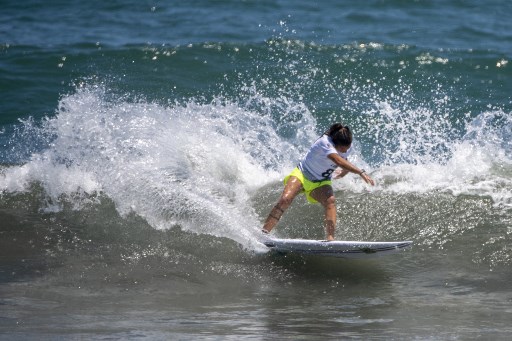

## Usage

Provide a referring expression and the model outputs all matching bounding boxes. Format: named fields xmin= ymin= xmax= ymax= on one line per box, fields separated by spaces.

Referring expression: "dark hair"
xmin=325 ymin=123 xmax=352 ymax=146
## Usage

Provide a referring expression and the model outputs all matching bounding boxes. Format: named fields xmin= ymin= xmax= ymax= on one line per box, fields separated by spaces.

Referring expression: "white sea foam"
xmin=358 ymin=106 xmax=512 ymax=208
xmin=1 ymin=85 xmax=511 ymax=252
xmin=0 ymin=86 xmax=317 ymax=251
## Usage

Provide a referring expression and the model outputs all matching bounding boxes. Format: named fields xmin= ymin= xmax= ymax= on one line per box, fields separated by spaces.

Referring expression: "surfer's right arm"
xmin=328 ymin=153 xmax=375 ymax=186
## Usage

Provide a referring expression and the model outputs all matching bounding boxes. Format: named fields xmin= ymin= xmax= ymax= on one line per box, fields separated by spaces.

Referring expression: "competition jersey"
xmin=298 ymin=134 xmax=351 ymax=182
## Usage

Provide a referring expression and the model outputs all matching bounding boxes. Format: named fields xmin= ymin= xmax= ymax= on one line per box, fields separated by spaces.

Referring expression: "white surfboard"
xmin=263 ymin=237 xmax=412 ymax=259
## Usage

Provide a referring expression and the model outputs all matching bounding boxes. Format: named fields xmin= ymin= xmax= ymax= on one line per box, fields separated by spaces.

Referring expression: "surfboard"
xmin=263 ymin=238 xmax=412 ymax=259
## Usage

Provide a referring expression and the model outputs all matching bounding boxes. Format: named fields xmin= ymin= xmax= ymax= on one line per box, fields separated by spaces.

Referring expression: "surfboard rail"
xmin=263 ymin=238 xmax=412 ymax=258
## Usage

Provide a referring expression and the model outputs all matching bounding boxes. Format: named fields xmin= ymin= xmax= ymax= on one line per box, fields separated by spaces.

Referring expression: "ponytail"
xmin=325 ymin=123 xmax=352 ymax=146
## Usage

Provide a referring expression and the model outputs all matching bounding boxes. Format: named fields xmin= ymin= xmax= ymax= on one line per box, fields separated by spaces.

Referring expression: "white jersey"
xmin=298 ymin=135 xmax=351 ymax=181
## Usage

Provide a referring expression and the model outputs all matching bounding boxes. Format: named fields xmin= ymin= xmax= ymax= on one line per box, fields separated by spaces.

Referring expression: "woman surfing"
xmin=261 ymin=123 xmax=375 ymax=241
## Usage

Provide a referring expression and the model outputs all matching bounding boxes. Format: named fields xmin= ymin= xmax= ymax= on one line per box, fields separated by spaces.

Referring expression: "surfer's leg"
xmin=262 ymin=176 xmax=303 ymax=233
xmin=310 ymin=185 xmax=336 ymax=241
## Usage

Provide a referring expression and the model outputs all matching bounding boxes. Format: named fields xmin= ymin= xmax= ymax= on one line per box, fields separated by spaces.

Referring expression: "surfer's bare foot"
xmin=326 ymin=236 xmax=334 ymax=241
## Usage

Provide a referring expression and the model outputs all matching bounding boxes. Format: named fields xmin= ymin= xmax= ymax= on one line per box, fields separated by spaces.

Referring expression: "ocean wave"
xmin=1 ymin=81 xmax=511 ymax=263
xmin=0 ymin=85 xmax=318 ymax=251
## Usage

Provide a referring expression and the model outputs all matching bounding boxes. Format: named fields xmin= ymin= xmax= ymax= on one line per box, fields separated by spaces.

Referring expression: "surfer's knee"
xmin=327 ymin=195 xmax=335 ymax=206
xmin=278 ymin=194 xmax=294 ymax=209
xmin=321 ymin=195 xmax=336 ymax=208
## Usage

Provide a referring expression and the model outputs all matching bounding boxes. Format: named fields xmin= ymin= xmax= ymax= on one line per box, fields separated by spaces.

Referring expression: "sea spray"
xmin=1 ymin=85 xmax=319 ymax=251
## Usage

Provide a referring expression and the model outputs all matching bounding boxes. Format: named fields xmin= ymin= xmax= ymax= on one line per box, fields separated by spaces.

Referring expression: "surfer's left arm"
xmin=333 ymin=168 xmax=349 ymax=179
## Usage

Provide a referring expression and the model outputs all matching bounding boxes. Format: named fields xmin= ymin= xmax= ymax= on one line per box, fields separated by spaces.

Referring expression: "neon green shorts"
xmin=284 ymin=167 xmax=332 ymax=204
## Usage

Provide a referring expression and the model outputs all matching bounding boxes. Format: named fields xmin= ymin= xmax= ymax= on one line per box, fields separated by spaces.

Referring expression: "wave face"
xmin=1 ymin=40 xmax=512 ymax=261
xmin=1 ymin=76 xmax=511 ymax=263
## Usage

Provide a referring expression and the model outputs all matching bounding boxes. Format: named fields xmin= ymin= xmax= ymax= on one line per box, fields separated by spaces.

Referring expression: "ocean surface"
xmin=1 ymin=0 xmax=512 ymax=339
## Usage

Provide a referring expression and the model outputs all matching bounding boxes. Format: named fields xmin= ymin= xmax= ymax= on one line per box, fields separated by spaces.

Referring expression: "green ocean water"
xmin=1 ymin=0 xmax=512 ymax=339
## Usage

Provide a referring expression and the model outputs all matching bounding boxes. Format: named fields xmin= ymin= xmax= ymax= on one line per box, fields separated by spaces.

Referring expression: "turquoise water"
xmin=1 ymin=0 xmax=512 ymax=339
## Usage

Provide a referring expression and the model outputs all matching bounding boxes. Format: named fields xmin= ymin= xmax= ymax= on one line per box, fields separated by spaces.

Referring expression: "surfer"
xmin=261 ymin=123 xmax=375 ymax=241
